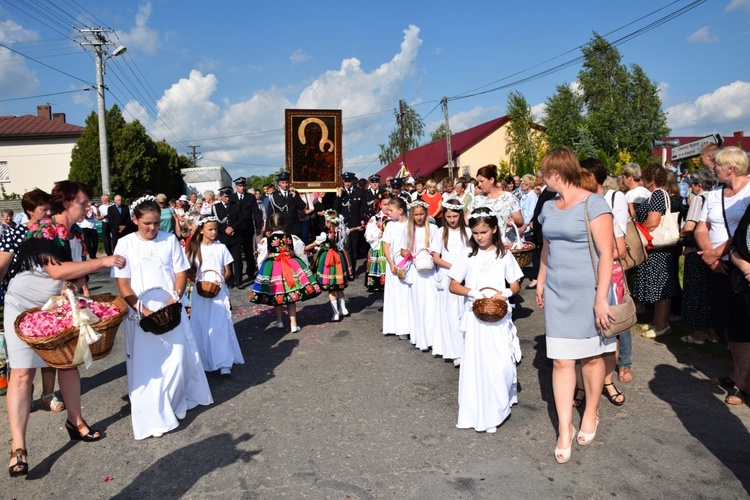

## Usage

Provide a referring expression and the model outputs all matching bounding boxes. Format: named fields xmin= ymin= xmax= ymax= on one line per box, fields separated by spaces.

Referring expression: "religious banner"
xmin=285 ymin=109 xmax=343 ymax=192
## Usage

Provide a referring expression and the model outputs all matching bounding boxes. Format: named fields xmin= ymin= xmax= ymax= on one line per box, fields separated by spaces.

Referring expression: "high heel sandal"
xmin=9 ymin=448 xmax=28 ymax=477
xmin=65 ymin=419 xmax=102 ymax=442
xmin=577 ymin=417 xmax=600 ymax=446
xmin=554 ymin=424 xmax=575 ymax=464
xmin=602 ymin=382 xmax=625 ymax=406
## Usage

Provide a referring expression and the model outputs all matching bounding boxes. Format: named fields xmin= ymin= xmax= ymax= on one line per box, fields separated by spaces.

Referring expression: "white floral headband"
xmin=130 ymin=195 xmax=157 ymax=212
xmin=196 ymin=216 xmax=219 ymax=227
xmin=442 ymin=202 xmax=464 ymax=211
xmin=407 ymin=200 xmax=429 ymax=210
xmin=324 ymin=210 xmax=340 ymax=224
xmin=468 ymin=210 xmax=498 ymax=220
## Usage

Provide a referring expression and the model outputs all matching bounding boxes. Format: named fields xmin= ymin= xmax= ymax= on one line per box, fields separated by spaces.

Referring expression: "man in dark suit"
xmin=527 ymin=177 xmax=557 ymax=289
xmin=213 ymin=186 xmax=247 ymax=288
xmin=107 ymin=194 xmax=134 ymax=251
xmin=334 ymin=172 xmax=368 ymax=276
xmin=230 ymin=176 xmax=261 ymax=282
xmin=267 ymin=172 xmax=306 ymax=238
xmin=364 ymin=174 xmax=387 ymax=219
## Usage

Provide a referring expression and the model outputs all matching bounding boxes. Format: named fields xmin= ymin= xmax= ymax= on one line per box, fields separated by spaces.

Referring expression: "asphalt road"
xmin=2 ymin=266 xmax=749 ymax=499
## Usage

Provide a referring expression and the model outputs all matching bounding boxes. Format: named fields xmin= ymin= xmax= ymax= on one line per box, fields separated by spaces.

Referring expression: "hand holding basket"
xmin=136 ymin=287 xmax=182 ymax=335
xmin=472 ymin=287 xmax=508 ymax=322
xmin=196 ymin=269 xmax=223 ymax=299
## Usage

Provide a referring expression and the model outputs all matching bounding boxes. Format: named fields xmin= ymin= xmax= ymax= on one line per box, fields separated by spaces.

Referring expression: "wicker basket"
xmin=413 ymin=248 xmax=434 ymax=274
xmin=511 ymin=244 xmax=535 ymax=268
xmin=137 ymin=287 xmax=182 ymax=335
xmin=14 ymin=294 xmax=128 ymax=369
xmin=472 ymin=287 xmax=508 ymax=322
xmin=196 ymin=269 xmax=223 ymax=299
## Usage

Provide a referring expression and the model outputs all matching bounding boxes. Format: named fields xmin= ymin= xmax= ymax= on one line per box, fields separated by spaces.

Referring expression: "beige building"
xmin=0 ymin=104 xmax=84 ymax=196
xmin=377 ymin=116 xmax=544 ymax=180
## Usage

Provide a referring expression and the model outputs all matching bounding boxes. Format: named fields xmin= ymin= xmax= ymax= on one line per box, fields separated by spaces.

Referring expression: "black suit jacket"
xmin=229 ymin=192 xmax=262 ymax=234
xmin=334 ymin=187 xmax=368 ymax=229
xmin=531 ymin=187 xmax=558 ymax=246
xmin=107 ymin=204 xmax=134 ymax=238
xmin=267 ymin=190 xmax=305 ymax=237
xmin=212 ymin=200 xmax=246 ymax=246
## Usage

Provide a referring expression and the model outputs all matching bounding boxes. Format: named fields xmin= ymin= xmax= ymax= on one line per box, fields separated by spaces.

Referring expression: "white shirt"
xmin=625 ymin=186 xmax=650 ymax=206
xmin=699 ymin=181 xmax=750 ymax=250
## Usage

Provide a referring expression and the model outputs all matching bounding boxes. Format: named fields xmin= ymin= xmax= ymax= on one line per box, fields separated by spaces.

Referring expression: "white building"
xmin=0 ymin=104 xmax=85 ymax=195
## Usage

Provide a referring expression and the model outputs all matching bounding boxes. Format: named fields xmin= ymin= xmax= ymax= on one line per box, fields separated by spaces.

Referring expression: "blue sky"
xmin=1 ymin=0 xmax=749 ymax=181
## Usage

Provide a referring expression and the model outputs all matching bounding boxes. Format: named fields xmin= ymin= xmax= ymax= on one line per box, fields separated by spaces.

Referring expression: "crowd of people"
xmin=2 ymin=142 xmax=750 ymax=476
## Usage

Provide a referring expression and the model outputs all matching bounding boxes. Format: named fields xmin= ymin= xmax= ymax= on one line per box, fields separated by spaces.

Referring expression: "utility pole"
xmin=188 ymin=145 xmax=201 ymax=167
xmin=442 ymin=97 xmax=453 ymax=180
xmin=398 ymin=99 xmax=406 ymax=175
xmin=79 ymin=28 xmax=126 ymax=196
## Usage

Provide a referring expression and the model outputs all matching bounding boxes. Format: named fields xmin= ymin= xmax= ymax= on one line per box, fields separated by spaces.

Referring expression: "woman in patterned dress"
xmin=469 ymin=165 xmax=523 ymax=228
xmin=249 ymin=213 xmax=321 ymax=333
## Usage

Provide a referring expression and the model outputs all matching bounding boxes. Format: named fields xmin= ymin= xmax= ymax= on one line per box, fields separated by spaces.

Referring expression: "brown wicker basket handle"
xmin=136 ymin=287 xmax=179 ymax=321
xmin=478 ymin=287 xmax=502 ymax=298
xmin=196 ymin=269 xmax=223 ymax=284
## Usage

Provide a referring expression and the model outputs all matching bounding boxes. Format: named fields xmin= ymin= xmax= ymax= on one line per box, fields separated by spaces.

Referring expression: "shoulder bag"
xmin=584 ymin=197 xmax=637 ymax=338
xmin=650 ymin=188 xmax=680 ymax=249
xmin=610 ymin=191 xmax=648 ymax=269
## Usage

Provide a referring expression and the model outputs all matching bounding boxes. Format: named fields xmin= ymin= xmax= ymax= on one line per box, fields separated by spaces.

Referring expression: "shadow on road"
xmin=110 ymin=433 xmax=259 ymax=498
xmin=649 ymin=364 xmax=750 ymax=494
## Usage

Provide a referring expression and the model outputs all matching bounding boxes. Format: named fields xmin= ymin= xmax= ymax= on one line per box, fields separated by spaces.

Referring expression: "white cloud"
xmin=688 ymin=27 xmax=718 ymax=43
xmin=196 ymin=57 xmax=220 ymax=72
xmin=120 ymin=25 xmax=423 ymax=175
xmin=665 ymin=81 xmax=750 ymax=134
xmin=657 ymin=81 xmax=669 ymax=102
xmin=289 ymin=49 xmax=311 ymax=64
xmin=118 ymin=2 xmax=159 ymax=54
xmin=531 ymin=102 xmax=547 ymax=122
xmin=726 ymin=0 xmax=750 ymax=14
xmin=0 ymin=21 xmax=40 ymax=98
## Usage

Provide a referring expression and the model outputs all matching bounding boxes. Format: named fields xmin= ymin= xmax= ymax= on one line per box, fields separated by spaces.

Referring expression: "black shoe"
xmin=525 ymin=284 xmax=537 ymax=290
xmin=8 ymin=448 xmax=28 ymax=477
xmin=65 ymin=419 xmax=102 ymax=442
xmin=238 ymin=283 xmax=247 ymax=290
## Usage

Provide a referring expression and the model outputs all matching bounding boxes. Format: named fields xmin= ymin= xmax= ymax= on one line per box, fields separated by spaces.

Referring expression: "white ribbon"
xmin=43 ymin=288 xmax=102 ymax=369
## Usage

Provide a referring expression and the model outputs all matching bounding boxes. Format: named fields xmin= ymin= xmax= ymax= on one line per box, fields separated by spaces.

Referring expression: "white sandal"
xmin=41 ymin=393 xmax=65 ymax=412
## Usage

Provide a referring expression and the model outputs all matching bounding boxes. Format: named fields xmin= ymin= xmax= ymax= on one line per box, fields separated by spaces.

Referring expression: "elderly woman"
xmin=680 ymin=169 xmax=717 ymax=344
xmin=535 ymin=148 xmax=615 ymax=464
xmin=469 ymin=165 xmax=523 ymax=228
xmin=621 ymin=163 xmax=650 ymax=217
xmin=634 ymin=164 xmax=681 ymax=338
xmin=695 ymin=147 xmax=750 ymax=405
xmin=200 ymin=191 xmax=215 ymax=216
xmin=454 ymin=180 xmax=473 ymax=211
xmin=4 ymin=181 xmax=125 ymax=477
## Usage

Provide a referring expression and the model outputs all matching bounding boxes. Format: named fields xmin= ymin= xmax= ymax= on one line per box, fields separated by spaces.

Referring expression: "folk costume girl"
xmin=399 ymin=200 xmax=445 ymax=351
xmin=449 ymin=207 xmax=524 ymax=434
xmin=307 ymin=210 xmax=352 ymax=322
xmin=250 ymin=213 xmax=321 ymax=333
xmin=364 ymin=195 xmax=391 ymax=293
xmin=186 ymin=215 xmax=244 ymax=376
xmin=433 ymin=199 xmax=472 ymax=365
xmin=114 ymin=195 xmax=213 ymax=440
xmin=381 ymin=197 xmax=411 ymax=339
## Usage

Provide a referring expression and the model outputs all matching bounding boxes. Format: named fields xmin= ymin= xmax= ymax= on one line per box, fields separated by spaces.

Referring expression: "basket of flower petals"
xmin=195 ymin=269 xmax=223 ymax=299
xmin=15 ymin=289 xmax=127 ymax=369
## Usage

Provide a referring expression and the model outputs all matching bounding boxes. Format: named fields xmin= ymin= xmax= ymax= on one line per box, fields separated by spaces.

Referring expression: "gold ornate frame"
xmin=285 ymin=109 xmax=342 ymax=191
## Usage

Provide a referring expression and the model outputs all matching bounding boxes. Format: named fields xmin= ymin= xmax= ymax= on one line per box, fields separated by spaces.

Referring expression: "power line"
xmin=0 ymin=42 xmax=94 ymax=85
xmin=0 ymin=88 xmax=90 ymax=103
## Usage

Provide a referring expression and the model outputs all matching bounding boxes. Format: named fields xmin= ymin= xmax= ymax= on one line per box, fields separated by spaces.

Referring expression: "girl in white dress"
xmin=433 ymin=199 xmax=472 ymax=365
xmin=186 ymin=215 xmax=245 ymax=376
xmin=400 ymin=200 xmax=443 ymax=351
xmin=381 ymin=197 xmax=410 ymax=339
xmin=113 ymin=195 xmax=213 ymax=440
xmin=449 ymin=207 xmax=524 ymax=433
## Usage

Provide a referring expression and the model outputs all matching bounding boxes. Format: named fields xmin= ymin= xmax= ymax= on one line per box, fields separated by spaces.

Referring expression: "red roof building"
xmin=376 ymin=116 xmax=544 ymax=180
xmin=0 ymin=105 xmax=85 ymax=194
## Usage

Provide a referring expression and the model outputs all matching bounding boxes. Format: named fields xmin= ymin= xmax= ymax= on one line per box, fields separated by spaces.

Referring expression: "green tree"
xmin=429 ymin=122 xmax=450 ymax=142
xmin=544 ymin=83 xmax=584 ymax=149
xmin=577 ymin=33 xmax=669 ymax=166
xmin=504 ymin=91 xmax=543 ymax=177
xmin=69 ymin=104 xmax=187 ymax=197
xmin=378 ymin=101 xmax=425 ymax=166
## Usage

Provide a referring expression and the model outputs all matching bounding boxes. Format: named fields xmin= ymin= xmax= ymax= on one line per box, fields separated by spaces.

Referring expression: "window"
xmin=0 ymin=161 xmax=8 ymax=183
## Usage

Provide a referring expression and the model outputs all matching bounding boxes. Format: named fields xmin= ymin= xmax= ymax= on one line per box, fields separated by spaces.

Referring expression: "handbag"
xmin=607 ymin=191 xmax=646 ymax=270
xmin=649 ymin=189 xmax=680 ymax=249
xmin=584 ymin=197 xmax=638 ymax=338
